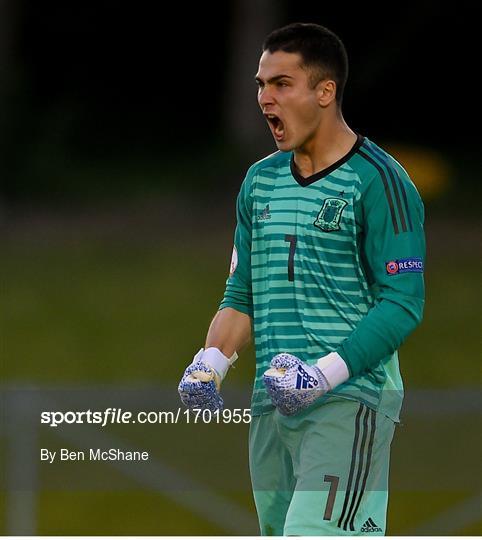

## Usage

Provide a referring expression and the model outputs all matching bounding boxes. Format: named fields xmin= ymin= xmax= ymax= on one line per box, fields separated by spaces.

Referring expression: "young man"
xmin=179 ymin=23 xmax=425 ymax=536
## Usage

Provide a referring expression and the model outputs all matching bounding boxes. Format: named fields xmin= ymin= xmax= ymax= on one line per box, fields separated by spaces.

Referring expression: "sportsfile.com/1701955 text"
xmin=40 ymin=408 xmax=252 ymax=427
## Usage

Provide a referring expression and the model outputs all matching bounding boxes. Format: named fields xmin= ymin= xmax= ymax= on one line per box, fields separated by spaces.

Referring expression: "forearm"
xmin=205 ymin=307 xmax=252 ymax=358
xmin=178 ymin=309 xmax=250 ymax=411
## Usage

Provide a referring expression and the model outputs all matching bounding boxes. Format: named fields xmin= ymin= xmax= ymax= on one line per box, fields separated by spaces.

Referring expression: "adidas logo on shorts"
xmin=361 ymin=517 xmax=382 ymax=533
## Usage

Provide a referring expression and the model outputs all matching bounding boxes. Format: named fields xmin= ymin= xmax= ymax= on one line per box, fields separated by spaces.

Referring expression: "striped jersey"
xmin=220 ymin=135 xmax=425 ymax=421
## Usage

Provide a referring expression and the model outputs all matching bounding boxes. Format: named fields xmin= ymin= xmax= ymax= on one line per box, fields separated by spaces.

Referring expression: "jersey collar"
xmin=290 ymin=133 xmax=365 ymax=187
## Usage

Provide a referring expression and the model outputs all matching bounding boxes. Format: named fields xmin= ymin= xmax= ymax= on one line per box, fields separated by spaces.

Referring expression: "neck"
xmin=293 ymin=114 xmax=357 ymax=178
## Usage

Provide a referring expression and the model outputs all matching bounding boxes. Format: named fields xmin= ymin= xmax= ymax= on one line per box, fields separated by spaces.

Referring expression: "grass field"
xmin=2 ymin=211 xmax=480 ymax=535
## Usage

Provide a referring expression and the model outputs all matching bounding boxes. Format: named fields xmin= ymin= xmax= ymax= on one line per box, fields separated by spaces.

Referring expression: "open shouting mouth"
xmin=265 ymin=113 xmax=285 ymax=141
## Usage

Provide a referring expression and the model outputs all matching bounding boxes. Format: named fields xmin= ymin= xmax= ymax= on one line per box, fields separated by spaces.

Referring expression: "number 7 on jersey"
xmin=284 ymin=234 xmax=297 ymax=281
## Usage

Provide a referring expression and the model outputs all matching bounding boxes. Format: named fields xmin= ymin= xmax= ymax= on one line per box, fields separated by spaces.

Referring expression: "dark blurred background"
xmin=0 ymin=1 xmax=474 ymax=204
xmin=1 ymin=1 xmax=480 ymax=536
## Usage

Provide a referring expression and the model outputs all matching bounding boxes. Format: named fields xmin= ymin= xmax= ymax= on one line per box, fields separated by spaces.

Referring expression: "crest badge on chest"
xmin=314 ymin=198 xmax=348 ymax=232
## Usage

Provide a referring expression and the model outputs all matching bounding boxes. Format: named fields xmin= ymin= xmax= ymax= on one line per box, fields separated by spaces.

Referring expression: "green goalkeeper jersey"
xmin=220 ymin=135 xmax=425 ymax=421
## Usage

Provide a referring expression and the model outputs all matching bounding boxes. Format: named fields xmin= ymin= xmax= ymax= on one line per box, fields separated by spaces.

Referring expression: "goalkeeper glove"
xmin=178 ymin=347 xmax=237 ymax=411
xmin=263 ymin=352 xmax=349 ymax=416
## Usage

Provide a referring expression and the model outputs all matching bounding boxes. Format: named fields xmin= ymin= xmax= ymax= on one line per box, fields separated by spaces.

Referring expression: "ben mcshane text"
xmin=40 ymin=448 xmax=149 ymax=463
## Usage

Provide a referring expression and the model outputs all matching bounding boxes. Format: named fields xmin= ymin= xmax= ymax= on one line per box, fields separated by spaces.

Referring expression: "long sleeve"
xmin=219 ymin=167 xmax=255 ymax=317
xmin=336 ymin=163 xmax=425 ymax=377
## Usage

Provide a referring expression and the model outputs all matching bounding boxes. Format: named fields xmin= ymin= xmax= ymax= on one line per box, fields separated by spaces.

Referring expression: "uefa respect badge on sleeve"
xmin=386 ymin=257 xmax=424 ymax=275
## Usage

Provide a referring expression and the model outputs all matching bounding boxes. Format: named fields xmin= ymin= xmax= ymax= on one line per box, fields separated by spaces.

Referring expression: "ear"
xmin=316 ymin=79 xmax=337 ymax=107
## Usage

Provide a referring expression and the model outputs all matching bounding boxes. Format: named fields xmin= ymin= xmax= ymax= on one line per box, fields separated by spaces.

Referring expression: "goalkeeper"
xmin=178 ymin=23 xmax=425 ymax=536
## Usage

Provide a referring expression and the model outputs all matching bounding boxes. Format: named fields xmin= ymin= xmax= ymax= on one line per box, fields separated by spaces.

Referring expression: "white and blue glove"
xmin=178 ymin=347 xmax=237 ymax=411
xmin=263 ymin=353 xmax=334 ymax=416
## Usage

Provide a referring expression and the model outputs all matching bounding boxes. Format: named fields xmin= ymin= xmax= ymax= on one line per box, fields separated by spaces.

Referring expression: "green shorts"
xmin=249 ymin=397 xmax=396 ymax=536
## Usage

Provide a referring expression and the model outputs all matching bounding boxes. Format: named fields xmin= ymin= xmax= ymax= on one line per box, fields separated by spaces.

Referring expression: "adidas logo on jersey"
xmin=361 ymin=518 xmax=382 ymax=533
xmin=257 ymin=204 xmax=271 ymax=221
xmin=295 ymin=366 xmax=319 ymax=389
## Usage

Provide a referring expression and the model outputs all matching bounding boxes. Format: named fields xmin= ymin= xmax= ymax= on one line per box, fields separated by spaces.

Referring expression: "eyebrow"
xmin=254 ymin=74 xmax=294 ymax=84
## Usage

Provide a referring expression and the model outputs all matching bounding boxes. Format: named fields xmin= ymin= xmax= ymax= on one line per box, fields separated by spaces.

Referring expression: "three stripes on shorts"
xmin=337 ymin=403 xmax=377 ymax=532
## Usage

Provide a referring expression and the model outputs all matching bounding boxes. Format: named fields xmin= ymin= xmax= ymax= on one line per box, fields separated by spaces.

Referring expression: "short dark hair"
xmin=262 ymin=23 xmax=348 ymax=104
